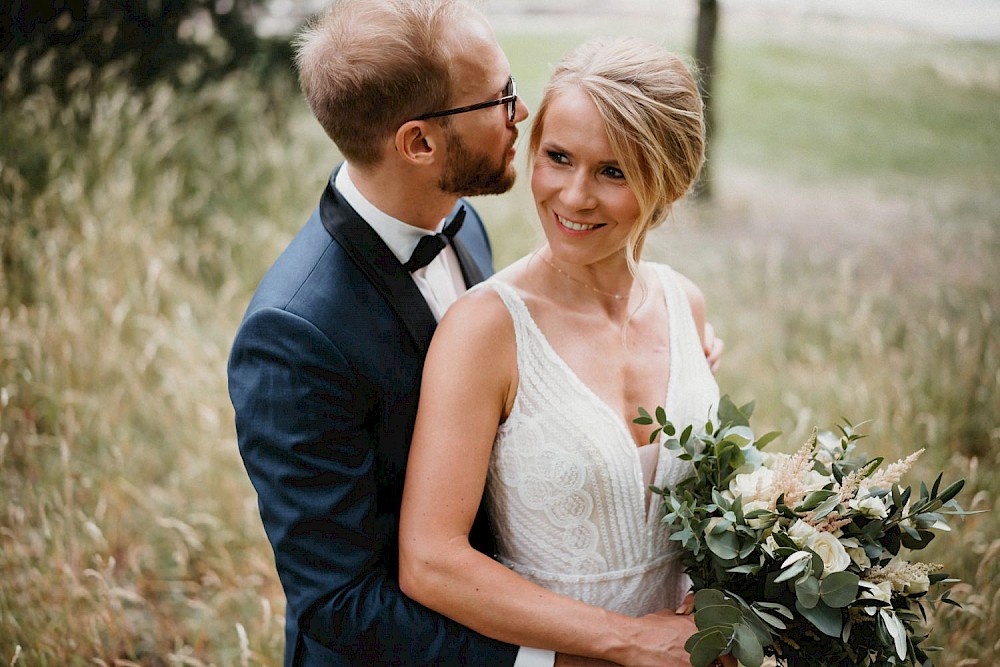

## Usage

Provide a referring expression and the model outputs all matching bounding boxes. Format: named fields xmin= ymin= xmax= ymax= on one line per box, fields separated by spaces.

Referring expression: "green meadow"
xmin=2 ymin=10 xmax=997 ymax=665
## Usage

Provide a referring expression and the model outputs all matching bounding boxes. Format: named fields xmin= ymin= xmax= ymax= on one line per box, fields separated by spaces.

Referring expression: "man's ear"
xmin=394 ymin=121 xmax=440 ymax=166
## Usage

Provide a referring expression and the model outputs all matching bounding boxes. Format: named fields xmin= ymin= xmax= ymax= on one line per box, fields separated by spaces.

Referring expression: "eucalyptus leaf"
xmin=694 ymin=604 xmax=743 ymax=629
xmin=713 ymin=489 xmax=733 ymax=512
xmin=754 ymin=601 xmax=794 ymax=619
xmin=718 ymin=395 xmax=748 ymax=428
xmin=694 ymin=588 xmax=728 ymax=609
xmin=774 ymin=557 xmax=808 ymax=583
xmin=795 ymin=599 xmax=843 ymax=637
xmin=795 ymin=575 xmax=821 ymax=609
xmin=819 ymin=571 xmax=860 ymax=608
xmin=774 ymin=558 xmax=810 ymax=584
xmin=706 ymin=529 xmax=739 ymax=561
xmin=685 ymin=628 xmax=732 ymax=667
xmin=755 ymin=430 xmax=782 ymax=449
xmin=752 ymin=609 xmax=787 ymax=629
xmin=732 ymin=623 xmax=765 ymax=667
xmin=724 ymin=425 xmax=754 ymax=447
xmin=737 ymin=601 xmax=775 ymax=646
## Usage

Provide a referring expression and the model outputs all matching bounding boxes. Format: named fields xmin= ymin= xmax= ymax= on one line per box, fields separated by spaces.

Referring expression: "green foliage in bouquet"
xmin=634 ymin=396 xmax=973 ymax=667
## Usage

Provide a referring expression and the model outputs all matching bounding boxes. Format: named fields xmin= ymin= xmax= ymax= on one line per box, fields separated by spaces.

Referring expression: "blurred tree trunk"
xmin=693 ymin=0 xmax=719 ymax=200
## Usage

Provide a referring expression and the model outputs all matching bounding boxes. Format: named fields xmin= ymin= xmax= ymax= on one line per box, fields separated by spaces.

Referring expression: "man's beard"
xmin=438 ymin=126 xmax=517 ymax=197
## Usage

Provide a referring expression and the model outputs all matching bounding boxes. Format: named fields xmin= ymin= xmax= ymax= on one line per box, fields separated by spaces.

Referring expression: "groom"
xmin=230 ymin=1 xmax=723 ymax=665
xmin=227 ymin=0 xmax=537 ymax=664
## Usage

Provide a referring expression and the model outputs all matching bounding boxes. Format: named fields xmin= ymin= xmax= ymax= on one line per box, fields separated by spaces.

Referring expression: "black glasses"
xmin=414 ymin=77 xmax=517 ymax=122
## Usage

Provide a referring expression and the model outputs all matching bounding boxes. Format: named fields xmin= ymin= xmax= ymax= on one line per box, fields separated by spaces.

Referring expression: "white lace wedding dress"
xmin=480 ymin=263 xmax=720 ymax=616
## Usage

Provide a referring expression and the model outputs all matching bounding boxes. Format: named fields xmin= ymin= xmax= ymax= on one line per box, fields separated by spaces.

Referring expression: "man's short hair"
xmin=294 ymin=0 xmax=466 ymax=166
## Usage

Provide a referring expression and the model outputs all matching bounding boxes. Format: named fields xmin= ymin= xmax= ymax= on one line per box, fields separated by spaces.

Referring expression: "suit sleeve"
xmin=228 ymin=306 xmax=518 ymax=665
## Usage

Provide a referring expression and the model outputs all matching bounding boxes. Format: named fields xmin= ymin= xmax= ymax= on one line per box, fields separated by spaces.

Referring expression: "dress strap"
xmin=652 ymin=264 xmax=712 ymax=402
xmin=472 ymin=279 xmax=533 ymax=359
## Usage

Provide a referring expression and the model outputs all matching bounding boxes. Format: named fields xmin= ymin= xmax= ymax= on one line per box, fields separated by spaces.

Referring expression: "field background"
xmin=2 ymin=2 xmax=998 ymax=665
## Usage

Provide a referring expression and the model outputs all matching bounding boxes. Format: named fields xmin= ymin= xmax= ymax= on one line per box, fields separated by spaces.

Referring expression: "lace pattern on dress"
xmin=478 ymin=263 xmax=720 ymax=614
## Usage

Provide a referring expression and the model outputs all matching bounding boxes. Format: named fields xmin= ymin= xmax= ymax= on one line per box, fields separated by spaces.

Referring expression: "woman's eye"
xmin=546 ymin=150 xmax=569 ymax=165
xmin=602 ymin=166 xmax=625 ymax=180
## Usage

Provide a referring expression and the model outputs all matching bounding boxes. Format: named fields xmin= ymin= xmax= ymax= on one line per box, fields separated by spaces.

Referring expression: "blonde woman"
xmin=400 ymin=37 xmax=735 ymax=667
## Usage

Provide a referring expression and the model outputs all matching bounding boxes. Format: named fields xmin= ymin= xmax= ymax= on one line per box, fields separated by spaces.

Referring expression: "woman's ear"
xmin=395 ymin=121 xmax=439 ymax=166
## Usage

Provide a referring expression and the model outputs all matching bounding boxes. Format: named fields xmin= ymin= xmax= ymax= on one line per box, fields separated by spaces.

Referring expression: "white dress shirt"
xmin=335 ymin=165 xmax=556 ymax=667
xmin=335 ymin=166 xmax=466 ymax=321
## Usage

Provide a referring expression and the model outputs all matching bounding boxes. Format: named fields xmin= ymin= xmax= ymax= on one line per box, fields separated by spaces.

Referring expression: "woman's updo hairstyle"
xmin=528 ymin=37 xmax=705 ymax=275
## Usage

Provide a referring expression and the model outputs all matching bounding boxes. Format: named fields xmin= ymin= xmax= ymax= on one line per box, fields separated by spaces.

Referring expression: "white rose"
xmin=849 ymin=495 xmax=888 ymax=519
xmin=805 ymin=531 xmax=851 ymax=576
xmin=787 ymin=520 xmax=818 ymax=547
xmin=742 ymin=500 xmax=772 ymax=529
xmin=860 ymin=580 xmax=893 ymax=615
xmin=729 ymin=467 xmax=779 ymax=506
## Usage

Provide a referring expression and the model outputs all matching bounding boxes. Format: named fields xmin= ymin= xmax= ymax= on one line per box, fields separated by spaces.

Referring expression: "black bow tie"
xmin=402 ymin=206 xmax=466 ymax=273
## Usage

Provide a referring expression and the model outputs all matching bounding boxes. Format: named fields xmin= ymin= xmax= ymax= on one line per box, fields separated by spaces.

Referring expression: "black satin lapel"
xmin=317 ymin=179 xmax=437 ymax=351
xmin=451 ymin=237 xmax=486 ymax=288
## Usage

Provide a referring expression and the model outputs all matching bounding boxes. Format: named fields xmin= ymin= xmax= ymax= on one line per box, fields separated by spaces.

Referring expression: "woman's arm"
xmin=398 ymin=289 xmax=697 ymax=667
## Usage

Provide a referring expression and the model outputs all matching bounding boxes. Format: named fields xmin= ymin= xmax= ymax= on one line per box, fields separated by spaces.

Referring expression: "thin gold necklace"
xmin=538 ymin=253 xmax=626 ymax=301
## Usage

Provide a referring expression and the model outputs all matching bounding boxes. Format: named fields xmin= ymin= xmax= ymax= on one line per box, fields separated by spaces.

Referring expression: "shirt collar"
xmin=335 ymin=164 xmax=444 ymax=265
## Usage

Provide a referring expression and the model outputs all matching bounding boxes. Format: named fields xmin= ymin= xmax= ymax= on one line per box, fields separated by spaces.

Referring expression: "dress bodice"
xmin=480 ymin=263 xmax=720 ymax=616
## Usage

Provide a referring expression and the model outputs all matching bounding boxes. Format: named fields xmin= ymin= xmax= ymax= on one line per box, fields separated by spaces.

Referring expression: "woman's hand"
xmin=676 ymin=593 xmax=738 ymax=667
xmin=611 ymin=610 xmax=698 ymax=667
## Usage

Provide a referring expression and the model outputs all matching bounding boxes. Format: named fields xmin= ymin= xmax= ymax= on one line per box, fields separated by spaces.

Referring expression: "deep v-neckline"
xmin=513 ymin=269 xmax=675 ymax=451
xmin=507 ymin=269 xmax=677 ymax=528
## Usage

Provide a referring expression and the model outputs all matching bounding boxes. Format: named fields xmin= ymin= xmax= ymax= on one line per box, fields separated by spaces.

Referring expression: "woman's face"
xmin=531 ymin=86 xmax=641 ymax=268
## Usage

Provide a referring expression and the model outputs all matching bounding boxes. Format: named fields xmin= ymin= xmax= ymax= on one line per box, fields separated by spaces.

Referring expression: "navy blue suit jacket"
xmin=228 ymin=168 xmax=519 ymax=666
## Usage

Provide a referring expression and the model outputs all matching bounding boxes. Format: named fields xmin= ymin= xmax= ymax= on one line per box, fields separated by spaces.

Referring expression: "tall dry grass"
xmin=2 ymin=15 xmax=998 ymax=666
xmin=0 ymin=63 xmax=332 ymax=664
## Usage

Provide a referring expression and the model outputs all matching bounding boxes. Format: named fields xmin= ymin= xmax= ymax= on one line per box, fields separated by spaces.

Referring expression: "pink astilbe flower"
xmin=773 ymin=429 xmax=820 ymax=509
xmin=837 ymin=469 xmax=864 ymax=503
xmin=861 ymin=449 xmax=925 ymax=494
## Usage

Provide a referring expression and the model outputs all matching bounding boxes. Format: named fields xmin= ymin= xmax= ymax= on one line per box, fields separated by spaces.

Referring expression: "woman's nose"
xmin=559 ymin=172 xmax=597 ymax=211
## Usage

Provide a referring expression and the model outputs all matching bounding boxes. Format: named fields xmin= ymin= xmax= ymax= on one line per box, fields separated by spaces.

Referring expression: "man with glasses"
xmin=228 ymin=0 xmax=543 ymax=665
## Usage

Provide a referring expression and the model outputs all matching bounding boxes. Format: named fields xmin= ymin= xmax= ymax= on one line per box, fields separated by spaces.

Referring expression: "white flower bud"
xmin=904 ymin=572 xmax=930 ymax=595
xmin=849 ymin=495 xmax=888 ymax=519
xmin=860 ymin=580 xmax=893 ymax=615
xmin=742 ymin=500 xmax=772 ymax=530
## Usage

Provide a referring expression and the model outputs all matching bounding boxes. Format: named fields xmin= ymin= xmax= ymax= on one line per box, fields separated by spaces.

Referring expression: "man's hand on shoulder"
xmin=703 ymin=321 xmax=724 ymax=374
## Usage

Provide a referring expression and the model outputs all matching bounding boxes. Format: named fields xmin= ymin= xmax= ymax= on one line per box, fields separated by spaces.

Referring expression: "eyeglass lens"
xmin=505 ymin=78 xmax=517 ymax=121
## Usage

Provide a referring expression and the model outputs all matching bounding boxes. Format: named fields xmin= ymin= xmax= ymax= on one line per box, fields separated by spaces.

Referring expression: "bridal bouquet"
xmin=635 ymin=397 xmax=969 ymax=667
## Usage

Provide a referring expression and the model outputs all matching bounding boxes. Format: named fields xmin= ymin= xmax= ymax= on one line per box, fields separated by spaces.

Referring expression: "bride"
xmin=399 ymin=37 xmax=733 ymax=667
